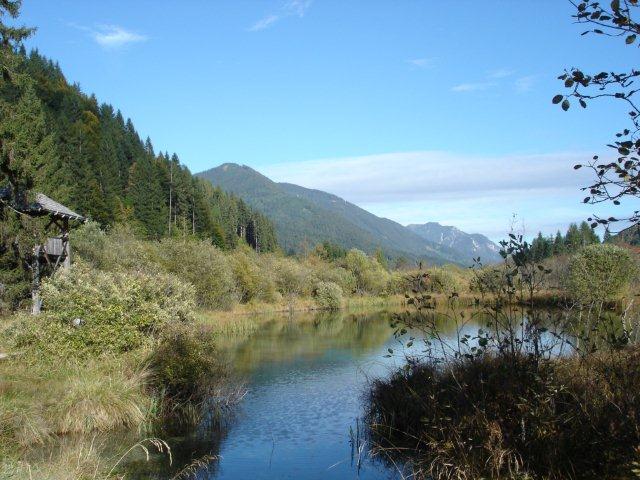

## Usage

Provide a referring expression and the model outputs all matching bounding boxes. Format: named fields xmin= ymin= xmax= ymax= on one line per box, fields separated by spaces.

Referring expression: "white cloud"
xmin=249 ymin=0 xmax=313 ymax=31
xmin=451 ymin=81 xmax=496 ymax=92
xmin=407 ymin=58 xmax=435 ymax=69
xmin=515 ymin=75 xmax=536 ymax=93
xmin=92 ymin=25 xmax=147 ymax=49
xmin=249 ymin=14 xmax=280 ymax=32
xmin=261 ymin=151 xmax=638 ymax=241
xmin=487 ymin=68 xmax=515 ymax=79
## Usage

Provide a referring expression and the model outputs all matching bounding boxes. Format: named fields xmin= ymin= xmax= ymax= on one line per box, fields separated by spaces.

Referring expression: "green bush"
xmin=344 ymin=249 xmax=390 ymax=295
xmin=229 ymin=247 xmax=277 ymax=303
xmin=567 ymin=243 xmax=637 ymax=303
xmin=426 ymin=267 xmax=462 ymax=294
xmin=275 ymin=257 xmax=312 ymax=297
xmin=314 ymin=281 xmax=343 ymax=310
xmin=160 ymin=238 xmax=237 ymax=309
xmin=149 ymin=324 xmax=227 ymax=407
xmin=14 ymin=261 xmax=195 ymax=357
xmin=469 ymin=266 xmax=506 ymax=294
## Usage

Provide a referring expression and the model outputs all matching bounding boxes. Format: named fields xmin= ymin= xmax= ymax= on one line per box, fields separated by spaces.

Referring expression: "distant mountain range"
xmin=197 ymin=163 xmax=501 ymax=265
xmin=407 ymin=222 xmax=501 ymax=264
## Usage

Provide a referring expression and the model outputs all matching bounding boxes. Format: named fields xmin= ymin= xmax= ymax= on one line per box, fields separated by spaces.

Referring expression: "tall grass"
xmin=367 ymin=233 xmax=640 ymax=479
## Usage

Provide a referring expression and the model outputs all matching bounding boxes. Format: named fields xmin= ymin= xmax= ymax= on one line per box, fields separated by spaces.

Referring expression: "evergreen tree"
xmin=579 ymin=221 xmax=600 ymax=247
xmin=565 ymin=223 xmax=582 ymax=253
xmin=553 ymin=231 xmax=566 ymax=256
xmin=127 ymin=156 xmax=167 ymax=238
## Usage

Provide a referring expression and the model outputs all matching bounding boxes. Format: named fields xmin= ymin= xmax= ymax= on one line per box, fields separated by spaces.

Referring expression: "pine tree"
xmin=553 ymin=231 xmax=565 ymax=255
xmin=579 ymin=221 xmax=600 ymax=246
xmin=565 ymin=223 xmax=582 ymax=253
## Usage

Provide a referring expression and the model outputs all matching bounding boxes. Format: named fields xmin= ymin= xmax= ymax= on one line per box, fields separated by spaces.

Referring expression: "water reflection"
xmin=113 ymin=306 xmax=612 ymax=479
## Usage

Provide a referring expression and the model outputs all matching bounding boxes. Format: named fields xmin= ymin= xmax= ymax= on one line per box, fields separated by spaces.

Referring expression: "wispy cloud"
xmin=487 ymin=68 xmax=515 ymax=79
xmin=407 ymin=58 xmax=435 ymax=69
xmin=451 ymin=69 xmax=536 ymax=94
xmin=249 ymin=0 xmax=313 ymax=31
xmin=515 ymin=75 xmax=536 ymax=93
xmin=451 ymin=82 xmax=496 ymax=92
xmin=249 ymin=15 xmax=280 ymax=32
xmin=261 ymin=151 xmax=636 ymax=240
xmin=70 ymin=23 xmax=148 ymax=49
xmin=93 ymin=25 xmax=147 ymax=48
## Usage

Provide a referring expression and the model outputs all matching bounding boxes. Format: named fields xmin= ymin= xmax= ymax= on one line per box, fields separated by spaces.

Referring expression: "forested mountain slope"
xmin=198 ymin=163 xmax=489 ymax=265
xmin=1 ymin=48 xmax=277 ymax=251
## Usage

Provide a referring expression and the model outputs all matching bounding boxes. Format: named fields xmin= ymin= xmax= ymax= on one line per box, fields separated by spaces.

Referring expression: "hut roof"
xmin=0 ymin=187 xmax=84 ymax=221
xmin=32 ymin=193 xmax=84 ymax=221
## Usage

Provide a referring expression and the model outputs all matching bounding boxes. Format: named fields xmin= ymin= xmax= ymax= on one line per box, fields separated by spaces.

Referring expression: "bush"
xmin=160 ymin=238 xmax=237 ymax=309
xmin=14 ymin=261 xmax=195 ymax=357
xmin=229 ymin=248 xmax=277 ymax=303
xmin=469 ymin=266 xmax=506 ymax=294
xmin=149 ymin=324 xmax=227 ymax=408
xmin=314 ymin=281 xmax=343 ymax=310
xmin=426 ymin=267 xmax=462 ymax=294
xmin=567 ymin=243 xmax=637 ymax=303
xmin=344 ymin=249 xmax=390 ymax=295
xmin=275 ymin=257 xmax=312 ymax=297
xmin=367 ymin=348 xmax=640 ymax=480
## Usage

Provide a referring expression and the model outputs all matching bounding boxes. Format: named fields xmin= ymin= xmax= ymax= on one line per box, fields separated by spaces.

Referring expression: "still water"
xmin=123 ymin=309 xmax=415 ymax=479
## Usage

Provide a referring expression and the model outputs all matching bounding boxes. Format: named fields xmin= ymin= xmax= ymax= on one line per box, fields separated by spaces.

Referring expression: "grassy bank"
xmin=0 ymin=260 xmax=230 ymax=479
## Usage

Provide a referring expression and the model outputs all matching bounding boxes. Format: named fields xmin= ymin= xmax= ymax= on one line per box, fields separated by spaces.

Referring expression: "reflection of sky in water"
xmin=212 ymin=312 xmax=407 ymax=480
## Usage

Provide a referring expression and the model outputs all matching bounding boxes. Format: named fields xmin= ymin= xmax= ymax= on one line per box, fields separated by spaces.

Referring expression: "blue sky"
xmin=16 ymin=0 xmax=639 ymax=240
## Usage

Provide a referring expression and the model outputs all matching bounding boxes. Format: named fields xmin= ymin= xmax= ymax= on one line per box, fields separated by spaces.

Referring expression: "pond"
xmin=117 ymin=304 xmax=597 ymax=479
xmin=122 ymin=308 xmax=414 ymax=479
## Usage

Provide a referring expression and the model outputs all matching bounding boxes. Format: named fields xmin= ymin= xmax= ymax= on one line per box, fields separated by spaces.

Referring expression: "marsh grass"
xmin=367 ymin=234 xmax=640 ymax=479
xmin=0 ymin=355 xmax=152 ymax=448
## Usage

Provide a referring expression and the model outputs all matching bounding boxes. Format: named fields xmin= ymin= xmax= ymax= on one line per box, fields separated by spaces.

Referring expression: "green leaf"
xmin=552 ymin=94 xmax=564 ymax=104
xmin=561 ymin=99 xmax=570 ymax=111
xmin=627 ymin=34 xmax=637 ymax=44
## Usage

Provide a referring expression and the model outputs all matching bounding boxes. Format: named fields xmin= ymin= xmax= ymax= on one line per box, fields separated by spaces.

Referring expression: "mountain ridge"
xmin=197 ymin=163 xmax=500 ymax=265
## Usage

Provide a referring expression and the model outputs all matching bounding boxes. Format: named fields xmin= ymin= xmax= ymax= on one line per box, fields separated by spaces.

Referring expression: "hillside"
xmin=407 ymin=222 xmax=501 ymax=264
xmin=0 ymin=49 xmax=277 ymax=252
xmin=197 ymin=163 xmax=495 ymax=265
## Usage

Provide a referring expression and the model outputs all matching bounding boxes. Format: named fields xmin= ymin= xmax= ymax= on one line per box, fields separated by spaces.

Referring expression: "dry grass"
xmin=367 ymin=347 xmax=640 ymax=480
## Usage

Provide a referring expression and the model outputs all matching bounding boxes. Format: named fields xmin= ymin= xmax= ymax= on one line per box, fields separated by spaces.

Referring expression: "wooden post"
xmin=63 ymin=218 xmax=71 ymax=269
xmin=32 ymin=245 xmax=42 ymax=315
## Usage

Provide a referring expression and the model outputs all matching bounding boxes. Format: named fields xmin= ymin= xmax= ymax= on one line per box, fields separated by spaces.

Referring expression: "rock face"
xmin=407 ymin=222 xmax=502 ymax=264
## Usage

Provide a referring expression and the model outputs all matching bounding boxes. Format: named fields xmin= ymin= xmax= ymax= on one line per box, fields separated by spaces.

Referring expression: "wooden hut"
xmin=0 ymin=188 xmax=85 ymax=313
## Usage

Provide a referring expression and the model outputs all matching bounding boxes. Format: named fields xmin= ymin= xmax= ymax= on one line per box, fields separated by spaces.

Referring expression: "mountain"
xmin=614 ymin=224 xmax=640 ymax=246
xmin=197 ymin=163 xmax=496 ymax=265
xmin=407 ymin=222 xmax=502 ymax=264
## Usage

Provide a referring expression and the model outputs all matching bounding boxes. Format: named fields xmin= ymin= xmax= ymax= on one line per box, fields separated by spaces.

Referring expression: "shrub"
xmin=344 ymin=249 xmax=390 ymax=295
xmin=275 ymin=257 xmax=312 ymax=297
xmin=229 ymin=247 xmax=277 ymax=303
xmin=426 ymin=267 xmax=462 ymax=294
xmin=14 ymin=261 xmax=195 ymax=357
xmin=314 ymin=281 xmax=343 ymax=310
xmin=160 ymin=238 xmax=237 ymax=309
xmin=567 ymin=243 xmax=637 ymax=303
xmin=149 ymin=324 xmax=227 ymax=409
xmin=469 ymin=266 xmax=506 ymax=294
xmin=367 ymin=348 xmax=640 ymax=480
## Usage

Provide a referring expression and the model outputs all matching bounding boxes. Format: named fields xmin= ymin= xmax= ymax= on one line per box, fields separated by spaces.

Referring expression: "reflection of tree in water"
xmin=225 ymin=310 xmax=398 ymax=372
